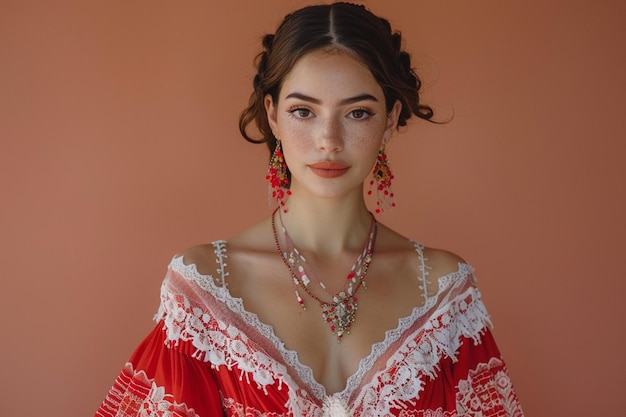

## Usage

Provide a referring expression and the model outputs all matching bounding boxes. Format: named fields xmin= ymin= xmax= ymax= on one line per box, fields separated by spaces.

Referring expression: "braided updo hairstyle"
xmin=239 ymin=2 xmax=434 ymax=157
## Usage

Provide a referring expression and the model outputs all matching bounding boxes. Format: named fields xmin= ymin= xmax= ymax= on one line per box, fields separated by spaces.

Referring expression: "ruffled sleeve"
xmin=95 ymin=322 xmax=225 ymax=417
xmin=95 ymin=264 xmax=226 ymax=417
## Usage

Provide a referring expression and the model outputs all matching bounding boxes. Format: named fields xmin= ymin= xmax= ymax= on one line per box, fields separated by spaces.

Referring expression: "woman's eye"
xmin=349 ymin=109 xmax=372 ymax=120
xmin=289 ymin=108 xmax=312 ymax=119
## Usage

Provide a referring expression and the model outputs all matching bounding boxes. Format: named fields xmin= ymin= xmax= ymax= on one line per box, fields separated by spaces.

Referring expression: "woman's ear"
xmin=264 ymin=94 xmax=279 ymax=136
xmin=386 ymin=100 xmax=402 ymax=130
xmin=383 ymin=100 xmax=402 ymax=144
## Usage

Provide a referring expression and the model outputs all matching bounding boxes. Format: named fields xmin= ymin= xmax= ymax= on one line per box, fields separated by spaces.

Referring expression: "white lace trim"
xmin=222 ymin=397 xmax=289 ymax=417
xmin=413 ymin=242 xmax=433 ymax=302
xmin=222 ymin=396 xmax=458 ymax=417
xmin=96 ymin=362 xmax=199 ymax=417
xmin=456 ymin=358 xmax=524 ymax=416
xmin=158 ymin=242 xmax=491 ymax=415
xmin=352 ymin=284 xmax=491 ymax=416
xmin=399 ymin=409 xmax=455 ymax=417
xmin=156 ymin=261 xmax=293 ymax=395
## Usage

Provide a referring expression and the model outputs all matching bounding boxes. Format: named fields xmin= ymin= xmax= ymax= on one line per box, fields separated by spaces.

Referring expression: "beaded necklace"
xmin=271 ymin=208 xmax=377 ymax=341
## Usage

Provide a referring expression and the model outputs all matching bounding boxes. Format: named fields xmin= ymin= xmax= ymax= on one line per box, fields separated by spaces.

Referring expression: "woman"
xmin=96 ymin=3 xmax=523 ymax=416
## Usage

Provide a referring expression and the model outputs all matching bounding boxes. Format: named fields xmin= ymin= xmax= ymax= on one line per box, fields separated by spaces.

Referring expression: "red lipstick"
xmin=308 ymin=161 xmax=350 ymax=178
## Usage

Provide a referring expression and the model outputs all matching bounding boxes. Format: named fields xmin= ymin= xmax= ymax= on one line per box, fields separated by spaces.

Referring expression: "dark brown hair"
xmin=239 ymin=2 xmax=434 ymax=155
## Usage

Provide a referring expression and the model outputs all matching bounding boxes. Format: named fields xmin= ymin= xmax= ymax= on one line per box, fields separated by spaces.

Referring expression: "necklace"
xmin=271 ymin=208 xmax=377 ymax=342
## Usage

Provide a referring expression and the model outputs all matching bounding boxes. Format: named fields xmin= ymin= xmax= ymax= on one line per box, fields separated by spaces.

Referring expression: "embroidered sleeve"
xmin=95 ymin=321 xmax=225 ymax=416
xmin=96 ymin=362 xmax=200 ymax=417
xmin=453 ymin=332 xmax=524 ymax=417
xmin=95 ymin=264 xmax=228 ymax=417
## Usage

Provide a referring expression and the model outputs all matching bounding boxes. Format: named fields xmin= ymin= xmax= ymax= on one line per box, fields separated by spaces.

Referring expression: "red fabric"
xmin=95 ymin=255 xmax=523 ymax=417
xmin=96 ymin=325 xmax=223 ymax=417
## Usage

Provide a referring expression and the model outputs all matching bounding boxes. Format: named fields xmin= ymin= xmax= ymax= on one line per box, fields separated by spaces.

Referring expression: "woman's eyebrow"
xmin=284 ymin=92 xmax=379 ymax=105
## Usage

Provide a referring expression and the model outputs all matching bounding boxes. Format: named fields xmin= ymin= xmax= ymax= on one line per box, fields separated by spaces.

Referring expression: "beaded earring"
xmin=368 ymin=147 xmax=395 ymax=213
xmin=266 ymin=140 xmax=291 ymax=211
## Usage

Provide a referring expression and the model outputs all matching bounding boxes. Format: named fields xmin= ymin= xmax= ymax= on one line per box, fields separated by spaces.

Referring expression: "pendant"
xmin=321 ymin=296 xmax=358 ymax=342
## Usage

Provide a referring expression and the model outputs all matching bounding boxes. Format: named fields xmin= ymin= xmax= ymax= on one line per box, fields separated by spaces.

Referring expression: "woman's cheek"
xmin=283 ymin=123 xmax=315 ymax=151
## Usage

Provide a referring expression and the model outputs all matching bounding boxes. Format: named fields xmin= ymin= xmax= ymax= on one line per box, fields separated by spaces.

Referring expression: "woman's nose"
xmin=317 ymin=118 xmax=344 ymax=152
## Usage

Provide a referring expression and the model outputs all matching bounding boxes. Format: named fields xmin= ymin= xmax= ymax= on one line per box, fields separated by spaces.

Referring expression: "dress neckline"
xmin=170 ymin=240 xmax=473 ymax=402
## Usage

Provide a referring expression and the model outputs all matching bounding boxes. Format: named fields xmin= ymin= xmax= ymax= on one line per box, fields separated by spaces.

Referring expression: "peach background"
xmin=1 ymin=1 xmax=625 ymax=416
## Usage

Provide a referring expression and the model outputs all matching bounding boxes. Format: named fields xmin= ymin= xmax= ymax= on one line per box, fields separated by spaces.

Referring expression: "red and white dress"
xmin=96 ymin=241 xmax=524 ymax=417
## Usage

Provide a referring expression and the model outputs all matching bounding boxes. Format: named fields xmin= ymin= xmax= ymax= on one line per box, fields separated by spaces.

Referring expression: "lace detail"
xmin=222 ymin=398 xmax=457 ymax=417
xmin=456 ymin=358 xmax=524 ymax=417
xmin=159 ymin=242 xmax=494 ymax=416
xmin=343 ymin=263 xmax=478 ymax=399
xmin=213 ymin=240 xmax=229 ymax=286
xmin=352 ymin=282 xmax=491 ymax=416
xmin=96 ymin=362 xmax=198 ymax=417
xmin=322 ymin=395 xmax=351 ymax=417
xmin=162 ymin=247 xmax=329 ymax=399
xmin=157 ymin=263 xmax=290 ymax=394
xmin=399 ymin=408 xmax=455 ymax=417
xmin=222 ymin=397 xmax=288 ymax=417
xmin=413 ymin=242 xmax=433 ymax=302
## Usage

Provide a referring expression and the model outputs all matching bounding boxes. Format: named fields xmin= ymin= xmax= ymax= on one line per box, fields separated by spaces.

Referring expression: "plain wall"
xmin=1 ymin=1 xmax=625 ymax=416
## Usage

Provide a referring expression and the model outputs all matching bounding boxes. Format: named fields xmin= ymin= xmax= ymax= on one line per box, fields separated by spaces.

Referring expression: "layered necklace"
xmin=271 ymin=208 xmax=377 ymax=342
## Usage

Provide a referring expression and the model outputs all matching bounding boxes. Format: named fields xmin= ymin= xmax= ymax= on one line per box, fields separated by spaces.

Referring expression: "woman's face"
xmin=265 ymin=49 xmax=401 ymax=201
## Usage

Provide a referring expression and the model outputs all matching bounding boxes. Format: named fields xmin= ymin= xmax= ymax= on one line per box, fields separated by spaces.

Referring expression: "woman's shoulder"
xmin=377 ymin=223 xmax=468 ymax=277
xmin=420 ymin=245 xmax=468 ymax=278
xmin=409 ymin=244 xmax=473 ymax=300
xmin=174 ymin=241 xmax=223 ymax=275
xmin=173 ymin=217 xmax=274 ymax=278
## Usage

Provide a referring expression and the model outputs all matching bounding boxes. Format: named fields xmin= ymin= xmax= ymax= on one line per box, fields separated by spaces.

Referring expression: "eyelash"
xmin=286 ymin=107 xmax=375 ymax=121
xmin=349 ymin=108 xmax=375 ymax=120
xmin=287 ymin=107 xmax=313 ymax=120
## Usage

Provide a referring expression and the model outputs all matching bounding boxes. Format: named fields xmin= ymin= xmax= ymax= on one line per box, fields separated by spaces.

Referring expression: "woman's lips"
xmin=308 ymin=161 xmax=350 ymax=178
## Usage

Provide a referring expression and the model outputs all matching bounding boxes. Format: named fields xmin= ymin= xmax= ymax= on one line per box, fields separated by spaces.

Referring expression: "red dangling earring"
xmin=266 ymin=140 xmax=291 ymax=212
xmin=368 ymin=147 xmax=395 ymax=213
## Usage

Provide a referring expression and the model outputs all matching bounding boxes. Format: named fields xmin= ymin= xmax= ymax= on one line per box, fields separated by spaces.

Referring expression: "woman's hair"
xmin=239 ymin=2 xmax=434 ymax=154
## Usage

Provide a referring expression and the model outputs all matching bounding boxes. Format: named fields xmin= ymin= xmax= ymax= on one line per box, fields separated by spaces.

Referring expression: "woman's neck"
xmin=278 ymin=195 xmax=373 ymax=257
